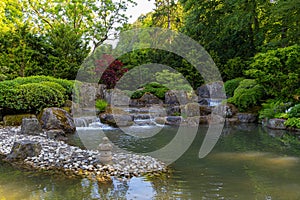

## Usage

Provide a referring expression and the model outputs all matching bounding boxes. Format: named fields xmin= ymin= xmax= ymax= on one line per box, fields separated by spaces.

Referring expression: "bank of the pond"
xmin=0 ymin=127 xmax=167 ymax=182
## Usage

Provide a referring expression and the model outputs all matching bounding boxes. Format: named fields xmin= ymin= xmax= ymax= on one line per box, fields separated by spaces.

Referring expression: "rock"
xmin=164 ymin=90 xmax=188 ymax=105
xmin=3 ymin=114 xmax=36 ymax=126
xmin=6 ymin=140 xmax=42 ymax=161
xmin=225 ymin=117 xmax=239 ymax=125
xmin=198 ymin=98 xmax=209 ymax=106
xmin=46 ymin=129 xmax=67 ymax=140
xmin=181 ymin=117 xmax=200 ymax=126
xmin=237 ymin=113 xmax=258 ymax=123
xmin=165 ymin=116 xmax=182 ymax=126
xmin=182 ymin=103 xmax=200 ymax=117
xmin=76 ymin=83 xmax=106 ymax=107
xmin=108 ymin=89 xmax=130 ymax=106
xmin=20 ymin=118 xmax=42 ymax=135
xmin=130 ymin=93 xmax=163 ymax=107
xmin=155 ymin=117 xmax=166 ymax=125
xmin=39 ymin=107 xmax=76 ymax=134
xmin=197 ymin=81 xmax=225 ymax=99
xmin=266 ymin=118 xmax=287 ymax=130
xmin=199 ymin=116 xmax=209 ymax=124
xmin=199 ymin=106 xmax=212 ymax=116
xmin=225 ymin=103 xmax=238 ymax=118
xmin=100 ymin=113 xmax=134 ymax=127
xmin=166 ymin=105 xmax=181 ymax=116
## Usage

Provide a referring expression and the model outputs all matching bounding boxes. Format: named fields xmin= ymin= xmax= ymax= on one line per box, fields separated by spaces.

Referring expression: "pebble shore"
xmin=0 ymin=127 xmax=167 ymax=180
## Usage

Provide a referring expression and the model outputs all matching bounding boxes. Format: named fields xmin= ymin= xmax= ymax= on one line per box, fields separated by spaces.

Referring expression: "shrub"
xmin=224 ymin=77 xmax=245 ymax=98
xmin=12 ymin=76 xmax=74 ymax=98
xmin=259 ymin=99 xmax=290 ymax=119
xmin=284 ymin=118 xmax=300 ymax=129
xmin=227 ymin=79 xmax=265 ymax=111
xmin=131 ymin=82 xmax=169 ymax=100
xmin=0 ymin=83 xmax=65 ymax=114
xmin=95 ymin=99 xmax=108 ymax=112
xmin=287 ymin=104 xmax=300 ymax=118
xmin=40 ymin=81 xmax=67 ymax=96
xmin=246 ymin=45 xmax=300 ymax=100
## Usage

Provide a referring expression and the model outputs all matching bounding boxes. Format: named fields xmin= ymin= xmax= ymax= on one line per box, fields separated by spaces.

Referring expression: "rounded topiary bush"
xmin=12 ymin=76 xmax=74 ymax=98
xmin=0 ymin=82 xmax=65 ymax=114
xmin=227 ymin=79 xmax=265 ymax=112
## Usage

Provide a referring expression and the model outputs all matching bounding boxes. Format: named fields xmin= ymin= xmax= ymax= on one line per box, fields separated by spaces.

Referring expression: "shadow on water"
xmin=1 ymin=124 xmax=300 ymax=199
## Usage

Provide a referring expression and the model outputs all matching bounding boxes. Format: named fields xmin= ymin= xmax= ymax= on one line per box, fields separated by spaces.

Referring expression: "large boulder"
xmin=39 ymin=107 xmax=76 ymax=134
xmin=6 ymin=140 xmax=41 ymax=161
xmin=21 ymin=118 xmax=42 ymax=135
xmin=76 ymin=83 xmax=106 ymax=107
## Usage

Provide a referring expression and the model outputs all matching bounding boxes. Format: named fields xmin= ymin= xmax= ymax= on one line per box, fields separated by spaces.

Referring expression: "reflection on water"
xmin=1 ymin=124 xmax=300 ymax=199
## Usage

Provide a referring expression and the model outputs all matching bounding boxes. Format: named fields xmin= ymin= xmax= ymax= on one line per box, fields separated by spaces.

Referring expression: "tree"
xmin=245 ymin=45 xmax=300 ymax=100
xmin=26 ymin=0 xmax=136 ymax=53
xmin=180 ymin=0 xmax=270 ymax=79
xmin=95 ymin=54 xmax=128 ymax=89
xmin=0 ymin=0 xmax=25 ymax=34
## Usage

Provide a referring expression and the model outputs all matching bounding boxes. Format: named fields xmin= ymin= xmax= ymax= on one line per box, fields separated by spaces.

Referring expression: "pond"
xmin=1 ymin=124 xmax=300 ymax=199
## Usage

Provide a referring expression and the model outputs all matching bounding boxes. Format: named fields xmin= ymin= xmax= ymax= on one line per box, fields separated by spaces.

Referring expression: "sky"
xmin=126 ymin=0 xmax=155 ymax=23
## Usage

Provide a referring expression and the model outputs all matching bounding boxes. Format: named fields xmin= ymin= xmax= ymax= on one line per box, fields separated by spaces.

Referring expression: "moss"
xmin=3 ymin=114 xmax=36 ymax=126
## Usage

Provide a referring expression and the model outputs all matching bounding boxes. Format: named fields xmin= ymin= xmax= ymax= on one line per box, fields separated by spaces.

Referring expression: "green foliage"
xmin=8 ymin=76 xmax=74 ymax=98
xmin=259 ymin=99 xmax=290 ymax=119
xmin=287 ymin=104 xmax=300 ymax=118
xmin=284 ymin=118 xmax=300 ymax=129
xmin=0 ymin=83 xmax=65 ymax=114
xmin=131 ymin=82 xmax=169 ymax=100
xmin=224 ymin=77 xmax=245 ymax=98
xmin=274 ymin=112 xmax=289 ymax=119
xmin=227 ymin=79 xmax=265 ymax=112
xmin=95 ymin=99 xmax=108 ymax=113
xmin=0 ymin=76 xmax=75 ymax=114
xmin=246 ymin=45 xmax=300 ymax=100
xmin=155 ymin=69 xmax=193 ymax=92
xmin=223 ymin=57 xmax=247 ymax=81
xmin=40 ymin=81 xmax=67 ymax=96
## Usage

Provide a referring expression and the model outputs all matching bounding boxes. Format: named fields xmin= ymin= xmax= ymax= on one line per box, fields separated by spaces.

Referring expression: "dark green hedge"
xmin=0 ymin=76 xmax=74 ymax=114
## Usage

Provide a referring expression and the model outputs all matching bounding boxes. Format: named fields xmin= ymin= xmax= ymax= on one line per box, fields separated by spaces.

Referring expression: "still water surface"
xmin=1 ymin=124 xmax=300 ymax=199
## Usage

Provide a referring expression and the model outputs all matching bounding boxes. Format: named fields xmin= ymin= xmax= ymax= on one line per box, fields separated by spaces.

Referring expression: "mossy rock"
xmin=39 ymin=107 xmax=76 ymax=134
xmin=3 ymin=114 xmax=36 ymax=126
xmin=105 ymin=106 xmax=129 ymax=115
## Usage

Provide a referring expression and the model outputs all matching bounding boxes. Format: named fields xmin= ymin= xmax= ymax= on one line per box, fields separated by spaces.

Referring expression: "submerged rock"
xmin=39 ymin=107 xmax=76 ymax=134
